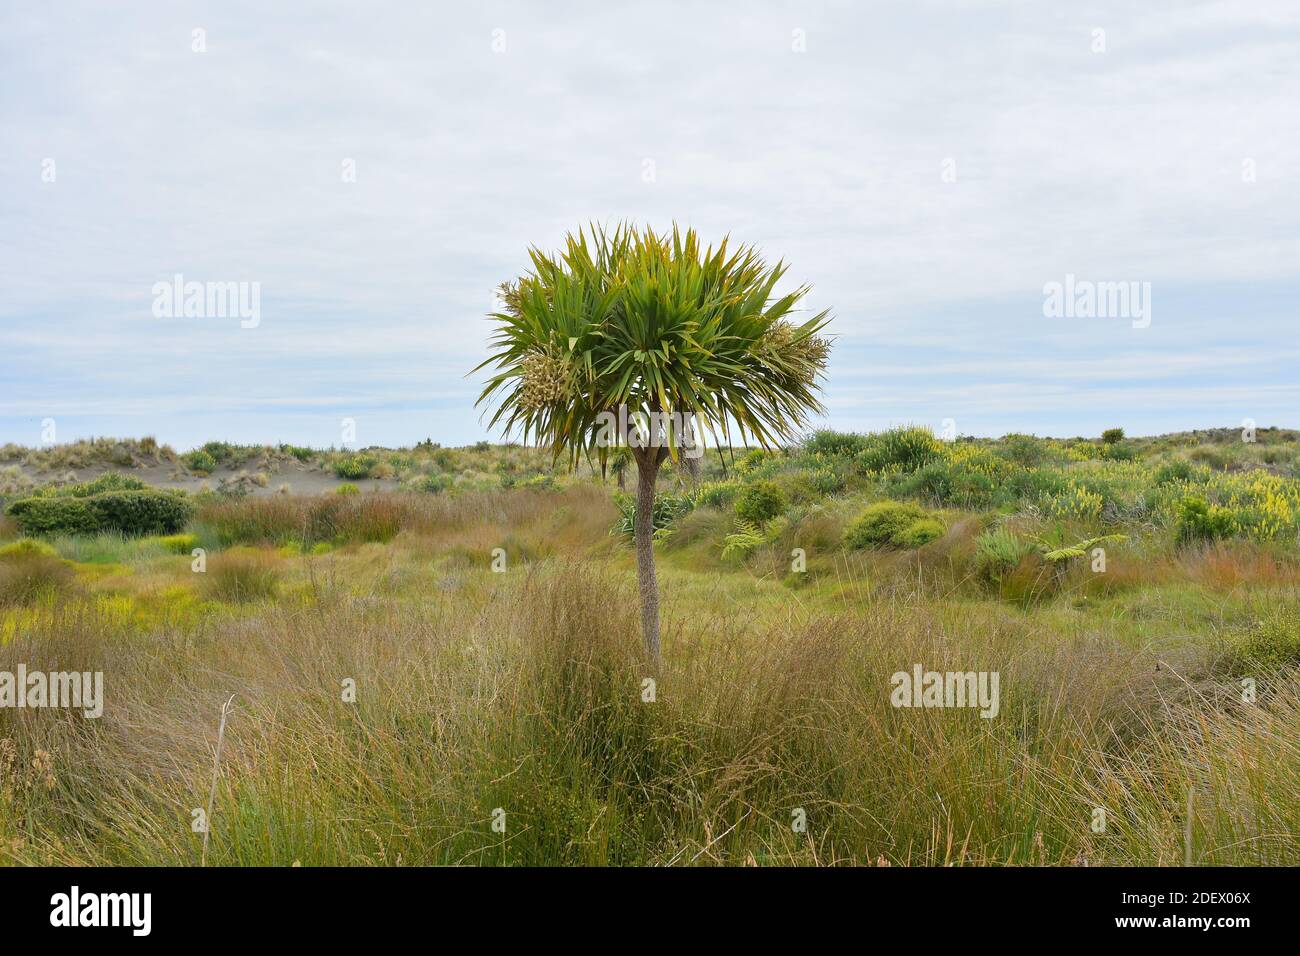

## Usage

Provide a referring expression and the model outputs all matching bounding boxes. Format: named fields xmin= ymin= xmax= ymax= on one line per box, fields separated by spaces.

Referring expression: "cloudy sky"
xmin=2 ymin=0 xmax=1297 ymax=450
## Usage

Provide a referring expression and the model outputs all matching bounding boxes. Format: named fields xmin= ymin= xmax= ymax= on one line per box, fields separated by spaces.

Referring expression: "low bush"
xmin=1154 ymin=460 xmax=1195 ymax=485
xmin=691 ymin=481 xmax=739 ymax=510
xmin=1101 ymin=442 xmax=1137 ymax=461
xmin=843 ymin=500 xmax=939 ymax=549
xmin=182 ymin=450 xmax=217 ymax=474
xmin=410 ymin=473 xmax=453 ymax=494
xmin=86 ymin=490 xmax=195 ymax=536
xmin=891 ymin=460 xmax=998 ymax=509
xmin=1177 ymin=496 xmax=1236 ymax=543
xmin=280 ymin=444 xmax=315 ymax=462
xmin=807 ymin=468 xmax=847 ymax=496
xmin=855 ymin=426 xmax=942 ymax=474
xmin=333 ymin=455 xmax=377 ymax=480
xmin=996 ymin=433 xmax=1052 ymax=468
xmin=734 ymin=480 xmax=787 ymax=526
xmin=6 ymin=497 xmax=99 ymax=536
xmin=892 ymin=517 xmax=945 ymax=548
xmin=802 ymin=429 xmax=870 ymax=457
xmin=7 ymin=488 xmax=194 ymax=538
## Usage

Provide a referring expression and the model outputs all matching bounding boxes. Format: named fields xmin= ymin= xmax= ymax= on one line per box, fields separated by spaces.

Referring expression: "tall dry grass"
xmin=1 ymin=556 xmax=1293 ymax=866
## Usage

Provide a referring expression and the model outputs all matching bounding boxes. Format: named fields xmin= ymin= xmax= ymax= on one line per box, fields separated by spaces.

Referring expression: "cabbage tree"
xmin=474 ymin=224 xmax=831 ymax=662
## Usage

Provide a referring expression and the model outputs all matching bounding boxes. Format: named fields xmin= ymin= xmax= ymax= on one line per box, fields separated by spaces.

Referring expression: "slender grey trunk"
xmin=680 ymin=449 xmax=701 ymax=487
xmin=633 ymin=451 xmax=662 ymax=664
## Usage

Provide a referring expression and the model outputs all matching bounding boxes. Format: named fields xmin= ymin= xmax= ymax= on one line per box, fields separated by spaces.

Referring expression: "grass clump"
xmin=0 ymin=539 xmax=72 ymax=605
xmin=855 ymin=426 xmax=943 ymax=473
xmin=1219 ymin=611 xmax=1300 ymax=678
xmin=333 ymin=455 xmax=376 ymax=480
xmin=182 ymin=450 xmax=217 ymax=474
xmin=154 ymin=532 xmax=200 ymax=555
xmin=204 ymin=549 xmax=282 ymax=603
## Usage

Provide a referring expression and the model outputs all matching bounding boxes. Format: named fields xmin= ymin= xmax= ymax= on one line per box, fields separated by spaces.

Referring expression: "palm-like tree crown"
xmin=475 ymin=223 xmax=831 ymax=465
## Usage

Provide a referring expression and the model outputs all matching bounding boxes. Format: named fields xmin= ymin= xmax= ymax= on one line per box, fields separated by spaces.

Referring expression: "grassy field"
xmin=1 ymin=426 xmax=1298 ymax=865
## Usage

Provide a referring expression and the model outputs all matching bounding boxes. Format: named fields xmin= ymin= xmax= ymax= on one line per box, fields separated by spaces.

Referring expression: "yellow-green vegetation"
xmin=0 ymin=428 xmax=1298 ymax=865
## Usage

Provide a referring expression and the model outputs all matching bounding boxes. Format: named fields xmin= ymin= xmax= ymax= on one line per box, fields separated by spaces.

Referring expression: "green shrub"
xmin=1101 ymin=428 xmax=1125 ymax=444
xmin=1177 ymin=496 xmax=1235 ymax=543
xmin=280 ymin=444 xmax=315 ymax=462
xmin=996 ymin=434 xmax=1051 ymax=468
xmin=333 ymin=455 xmax=376 ymax=480
xmin=8 ymin=488 xmax=193 ymax=538
xmin=803 ymin=430 xmax=870 ymax=457
xmin=692 ymin=481 xmax=739 ymax=510
xmin=1154 ymin=460 xmax=1195 ymax=485
xmin=843 ymin=500 xmax=935 ymax=549
xmin=734 ymin=480 xmax=787 ymax=526
xmin=336 ymin=483 xmax=360 ymax=496
xmin=202 ymin=441 xmax=237 ymax=462
xmin=1004 ymin=468 xmax=1071 ymax=502
xmin=891 ymin=517 xmax=945 ymax=548
xmin=411 ymin=473 xmax=452 ymax=494
xmin=6 ymin=496 xmax=100 ymax=536
xmin=808 ymin=468 xmax=847 ymax=496
xmin=182 ymin=449 xmax=218 ymax=474
xmin=855 ymin=427 xmax=942 ymax=473
xmin=891 ymin=460 xmax=998 ymax=508
xmin=87 ymin=491 xmax=194 ymax=536
xmin=1101 ymin=442 xmax=1137 ymax=461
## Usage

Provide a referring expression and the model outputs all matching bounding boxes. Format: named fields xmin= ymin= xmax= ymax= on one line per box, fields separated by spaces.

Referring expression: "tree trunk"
xmin=633 ymin=453 xmax=662 ymax=664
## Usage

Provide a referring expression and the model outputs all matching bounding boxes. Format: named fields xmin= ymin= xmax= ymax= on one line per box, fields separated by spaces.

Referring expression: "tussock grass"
xmin=203 ymin=548 xmax=283 ymax=603
xmin=0 ymin=541 xmax=75 ymax=606
xmin=1 ymin=555 xmax=1294 ymax=866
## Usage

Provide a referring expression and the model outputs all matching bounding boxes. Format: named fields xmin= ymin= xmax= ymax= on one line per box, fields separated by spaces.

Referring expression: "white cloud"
xmin=1 ymin=0 xmax=1298 ymax=445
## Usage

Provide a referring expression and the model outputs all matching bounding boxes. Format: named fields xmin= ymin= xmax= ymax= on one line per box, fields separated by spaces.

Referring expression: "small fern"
xmin=722 ymin=519 xmax=766 ymax=558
